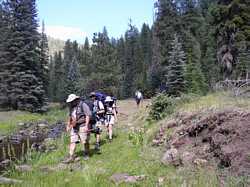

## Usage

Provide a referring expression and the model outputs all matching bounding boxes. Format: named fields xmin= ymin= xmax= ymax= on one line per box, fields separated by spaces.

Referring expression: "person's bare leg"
xmin=69 ymin=143 xmax=76 ymax=157
xmin=108 ymin=124 xmax=113 ymax=140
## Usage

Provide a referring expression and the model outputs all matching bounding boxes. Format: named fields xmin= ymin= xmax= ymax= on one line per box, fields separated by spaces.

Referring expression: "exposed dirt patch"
xmin=155 ymin=109 xmax=250 ymax=177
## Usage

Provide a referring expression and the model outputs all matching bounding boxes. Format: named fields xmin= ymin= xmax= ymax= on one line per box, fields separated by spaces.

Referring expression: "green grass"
xmin=3 ymin=94 xmax=250 ymax=186
xmin=0 ymin=106 xmax=67 ymax=135
xmin=178 ymin=92 xmax=250 ymax=113
xmin=7 ymin=129 xmax=221 ymax=187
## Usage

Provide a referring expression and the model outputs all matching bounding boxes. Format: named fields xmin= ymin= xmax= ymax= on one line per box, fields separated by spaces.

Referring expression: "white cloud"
xmin=42 ymin=25 xmax=87 ymax=42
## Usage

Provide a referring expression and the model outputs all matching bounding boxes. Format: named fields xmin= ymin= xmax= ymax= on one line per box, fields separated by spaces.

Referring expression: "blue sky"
xmin=37 ymin=0 xmax=155 ymax=43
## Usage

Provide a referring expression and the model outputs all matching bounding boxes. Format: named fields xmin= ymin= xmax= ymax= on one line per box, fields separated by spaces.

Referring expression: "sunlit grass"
xmin=178 ymin=92 xmax=250 ymax=113
xmin=4 ymin=94 xmax=250 ymax=186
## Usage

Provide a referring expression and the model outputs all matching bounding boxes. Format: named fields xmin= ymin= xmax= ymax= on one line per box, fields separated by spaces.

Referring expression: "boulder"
xmin=166 ymin=120 xmax=178 ymax=129
xmin=161 ymin=148 xmax=181 ymax=166
xmin=193 ymin=158 xmax=208 ymax=167
xmin=110 ymin=173 xmax=146 ymax=185
xmin=0 ymin=177 xmax=22 ymax=184
xmin=38 ymin=123 xmax=48 ymax=128
xmin=1 ymin=159 xmax=12 ymax=167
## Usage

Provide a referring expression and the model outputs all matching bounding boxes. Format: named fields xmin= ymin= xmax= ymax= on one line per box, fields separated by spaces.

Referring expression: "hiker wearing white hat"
xmin=64 ymin=93 xmax=92 ymax=163
xmin=104 ymin=96 xmax=118 ymax=142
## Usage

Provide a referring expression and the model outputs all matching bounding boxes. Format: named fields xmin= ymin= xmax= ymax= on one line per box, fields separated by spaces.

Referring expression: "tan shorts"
xmin=105 ymin=115 xmax=115 ymax=125
xmin=70 ymin=125 xmax=89 ymax=144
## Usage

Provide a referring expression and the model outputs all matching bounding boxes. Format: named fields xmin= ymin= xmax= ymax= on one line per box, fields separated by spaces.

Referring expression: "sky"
xmin=37 ymin=0 xmax=155 ymax=43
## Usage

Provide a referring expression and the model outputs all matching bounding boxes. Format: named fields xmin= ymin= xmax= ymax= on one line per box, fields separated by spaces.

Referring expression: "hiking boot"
xmin=62 ymin=156 xmax=74 ymax=164
xmin=108 ymin=139 xmax=112 ymax=143
xmin=83 ymin=152 xmax=89 ymax=161
xmin=95 ymin=143 xmax=101 ymax=154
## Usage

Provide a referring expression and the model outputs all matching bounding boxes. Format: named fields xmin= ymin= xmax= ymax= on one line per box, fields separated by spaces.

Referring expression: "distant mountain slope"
xmin=47 ymin=36 xmax=65 ymax=57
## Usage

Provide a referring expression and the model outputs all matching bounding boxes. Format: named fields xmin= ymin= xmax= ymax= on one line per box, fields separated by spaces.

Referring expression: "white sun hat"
xmin=105 ymin=96 xmax=113 ymax=102
xmin=66 ymin=94 xmax=80 ymax=103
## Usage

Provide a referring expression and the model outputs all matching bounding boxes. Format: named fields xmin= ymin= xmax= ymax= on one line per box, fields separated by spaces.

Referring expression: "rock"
xmin=1 ymin=159 xmax=12 ymax=167
xmin=54 ymin=163 xmax=68 ymax=171
xmin=40 ymin=163 xmax=68 ymax=173
xmin=193 ymin=158 xmax=208 ymax=167
xmin=0 ymin=135 xmax=6 ymax=143
xmin=161 ymin=148 xmax=181 ymax=166
xmin=38 ymin=123 xmax=48 ymax=128
xmin=171 ymin=137 xmax=186 ymax=148
xmin=9 ymin=134 xmax=23 ymax=144
xmin=110 ymin=173 xmax=146 ymax=185
xmin=180 ymin=151 xmax=195 ymax=166
xmin=124 ymin=175 xmax=146 ymax=183
xmin=0 ymin=177 xmax=22 ymax=184
xmin=18 ymin=122 xmax=25 ymax=127
xmin=15 ymin=164 xmax=32 ymax=172
xmin=152 ymin=139 xmax=164 ymax=146
xmin=166 ymin=120 xmax=177 ymax=129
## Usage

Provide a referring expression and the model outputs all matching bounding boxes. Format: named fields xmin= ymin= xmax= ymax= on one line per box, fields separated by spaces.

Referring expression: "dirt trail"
xmin=117 ymin=99 xmax=149 ymax=125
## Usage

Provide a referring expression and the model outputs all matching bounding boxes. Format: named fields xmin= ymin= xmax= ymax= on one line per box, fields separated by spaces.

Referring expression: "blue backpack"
xmin=95 ymin=92 xmax=107 ymax=103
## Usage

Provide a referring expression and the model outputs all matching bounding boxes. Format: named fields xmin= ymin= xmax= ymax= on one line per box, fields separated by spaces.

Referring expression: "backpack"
xmin=95 ymin=92 xmax=107 ymax=103
xmin=79 ymin=99 xmax=96 ymax=125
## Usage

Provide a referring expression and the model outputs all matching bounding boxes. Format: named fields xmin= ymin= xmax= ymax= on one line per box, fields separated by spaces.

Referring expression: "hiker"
xmin=105 ymin=96 xmax=118 ymax=142
xmin=135 ymin=90 xmax=143 ymax=108
xmin=64 ymin=94 xmax=92 ymax=163
xmin=90 ymin=92 xmax=106 ymax=152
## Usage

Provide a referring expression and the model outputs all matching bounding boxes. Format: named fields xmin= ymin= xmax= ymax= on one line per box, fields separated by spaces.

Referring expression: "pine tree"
xmin=0 ymin=2 xmax=11 ymax=108
xmin=154 ymin=0 xmax=179 ymax=67
xmin=4 ymin=0 xmax=47 ymax=112
xmin=64 ymin=57 xmax=81 ymax=96
xmin=53 ymin=51 xmax=64 ymax=102
xmin=211 ymin=0 xmax=250 ymax=79
xmin=140 ymin=23 xmax=152 ymax=94
xmin=85 ymin=27 xmax=120 ymax=96
xmin=39 ymin=20 xmax=49 ymax=96
xmin=185 ymin=48 xmax=207 ymax=95
xmin=122 ymin=21 xmax=142 ymax=98
xmin=79 ymin=37 xmax=91 ymax=76
xmin=166 ymin=34 xmax=186 ymax=96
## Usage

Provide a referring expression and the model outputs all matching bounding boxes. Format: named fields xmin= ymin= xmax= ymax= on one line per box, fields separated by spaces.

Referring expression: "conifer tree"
xmin=122 ymin=22 xmax=142 ymax=98
xmin=53 ymin=51 xmax=64 ymax=102
xmin=39 ymin=20 xmax=49 ymax=96
xmin=166 ymin=34 xmax=186 ymax=96
xmin=211 ymin=0 xmax=250 ymax=79
xmin=0 ymin=2 xmax=11 ymax=108
xmin=64 ymin=57 xmax=81 ymax=96
xmin=3 ymin=0 xmax=47 ymax=112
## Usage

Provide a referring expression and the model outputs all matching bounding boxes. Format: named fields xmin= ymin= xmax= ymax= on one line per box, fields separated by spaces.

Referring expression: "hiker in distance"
xmin=104 ymin=96 xmax=118 ymax=142
xmin=64 ymin=94 xmax=92 ymax=163
xmin=135 ymin=90 xmax=143 ymax=108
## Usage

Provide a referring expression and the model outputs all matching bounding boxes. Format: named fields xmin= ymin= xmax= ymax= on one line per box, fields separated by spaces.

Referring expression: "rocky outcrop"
xmin=158 ymin=109 xmax=250 ymax=176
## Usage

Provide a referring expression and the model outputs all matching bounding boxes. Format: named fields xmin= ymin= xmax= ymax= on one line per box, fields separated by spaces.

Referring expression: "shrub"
xmin=148 ymin=93 xmax=175 ymax=120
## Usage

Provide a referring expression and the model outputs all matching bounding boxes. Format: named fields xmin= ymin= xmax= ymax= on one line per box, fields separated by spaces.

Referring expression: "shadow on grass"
xmin=74 ymin=133 xmax=119 ymax=158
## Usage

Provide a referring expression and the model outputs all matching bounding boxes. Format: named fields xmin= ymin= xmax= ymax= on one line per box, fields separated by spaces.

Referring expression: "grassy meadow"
xmin=0 ymin=94 xmax=249 ymax=186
